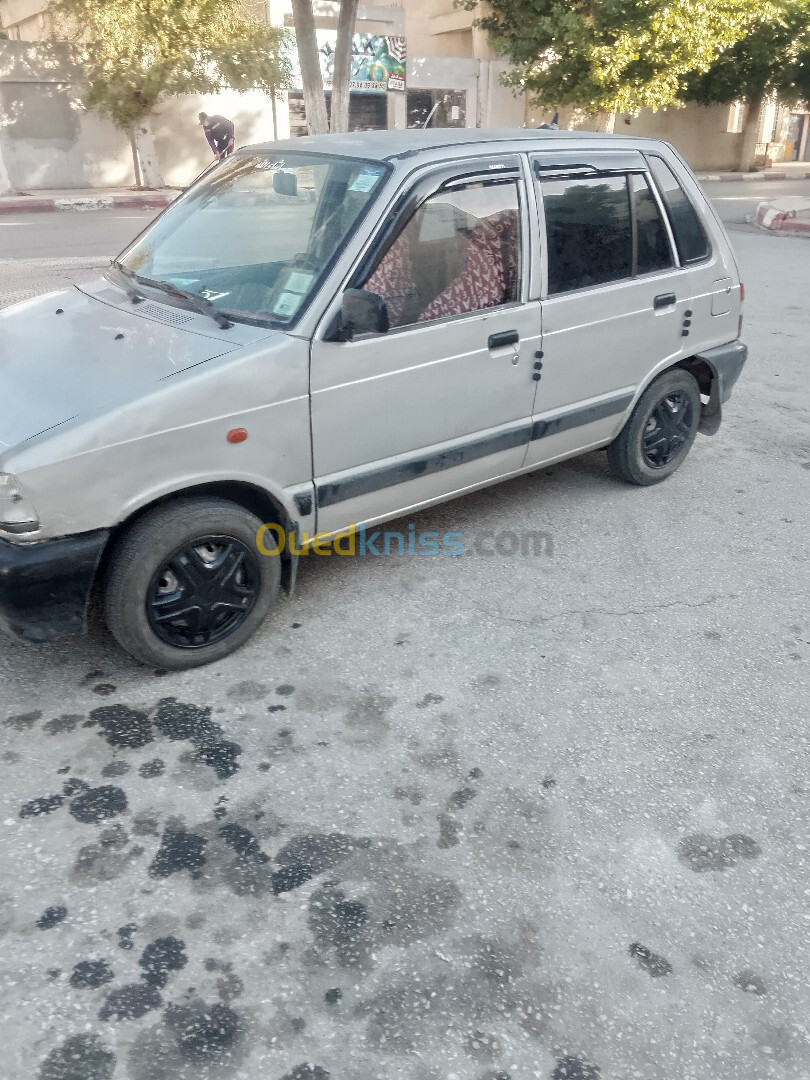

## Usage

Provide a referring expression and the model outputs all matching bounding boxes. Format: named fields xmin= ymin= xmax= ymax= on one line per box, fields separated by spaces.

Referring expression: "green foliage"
xmin=460 ymin=0 xmax=778 ymax=113
xmin=48 ymin=0 xmax=293 ymax=129
xmin=686 ymin=0 xmax=810 ymax=105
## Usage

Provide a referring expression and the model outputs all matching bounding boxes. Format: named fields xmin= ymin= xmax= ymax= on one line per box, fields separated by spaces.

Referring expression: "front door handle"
xmin=653 ymin=293 xmax=677 ymax=310
xmin=488 ymin=330 xmax=519 ymax=349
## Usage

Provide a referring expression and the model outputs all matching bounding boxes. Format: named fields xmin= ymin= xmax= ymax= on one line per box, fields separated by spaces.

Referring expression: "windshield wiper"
xmin=149 ymin=280 xmax=234 ymax=329
xmin=110 ymin=263 xmax=233 ymax=329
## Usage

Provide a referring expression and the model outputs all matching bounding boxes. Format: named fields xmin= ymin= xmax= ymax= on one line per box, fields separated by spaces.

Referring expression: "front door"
xmin=523 ymin=152 xmax=689 ymax=469
xmin=310 ymin=160 xmax=541 ymax=535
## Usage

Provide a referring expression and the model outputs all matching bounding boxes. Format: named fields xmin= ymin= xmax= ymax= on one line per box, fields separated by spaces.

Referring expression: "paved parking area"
xmin=1 ymin=226 xmax=808 ymax=1080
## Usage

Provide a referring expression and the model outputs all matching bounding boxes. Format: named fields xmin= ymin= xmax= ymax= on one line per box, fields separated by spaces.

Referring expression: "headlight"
xmin=0 ymin=474 xmax=40 ymax=534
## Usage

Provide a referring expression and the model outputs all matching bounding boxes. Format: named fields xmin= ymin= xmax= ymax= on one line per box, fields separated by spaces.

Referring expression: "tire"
xmin=104 ymin=497 xmax=281 ymax=669
xmin=607 ymin=369 xmax=701 ymax=486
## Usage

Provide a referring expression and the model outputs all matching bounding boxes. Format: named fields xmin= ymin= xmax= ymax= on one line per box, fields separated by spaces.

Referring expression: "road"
xmin=2 ymin=177 xmax=807 ymax=255
xmin=1 ymin=179 xmax=808 ymax=308
xmin=1 ymin=190 xmax=809 ymax=1080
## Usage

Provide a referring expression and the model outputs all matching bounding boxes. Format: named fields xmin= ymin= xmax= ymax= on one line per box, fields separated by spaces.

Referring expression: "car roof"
xmin=241 ymin=127 xmax=666 ymax=162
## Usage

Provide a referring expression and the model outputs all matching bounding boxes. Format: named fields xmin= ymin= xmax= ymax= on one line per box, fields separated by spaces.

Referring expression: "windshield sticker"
xmin=284 ymin=271 xmax=315 ymax=294
xmin=255 ymin=159 xmax=286 ymax=171
xmin=349 ymin=169 xmax=383 ymax=193
xmin=271 ymin=292 xmax=304 ymax=319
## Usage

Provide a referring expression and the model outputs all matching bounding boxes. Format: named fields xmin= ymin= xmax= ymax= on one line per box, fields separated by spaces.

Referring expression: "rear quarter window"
xmin=647 ymin=155 xmax=711 ymax=264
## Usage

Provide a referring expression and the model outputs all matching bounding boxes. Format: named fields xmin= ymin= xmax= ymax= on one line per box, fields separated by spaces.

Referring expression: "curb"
xmin=0 ymin=192 xmax=178 ymax=215
xmin=755 ymin=201 xmax=810 ymax=235
xmin=697 ymin=169 xmax=810 ymax=182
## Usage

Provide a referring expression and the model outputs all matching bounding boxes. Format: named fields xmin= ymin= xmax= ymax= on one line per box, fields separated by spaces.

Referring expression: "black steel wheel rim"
xmin=642 ymin=390 xmax=694 ymax=469
xmin=146 ymin=534 xmax=260 ymax=649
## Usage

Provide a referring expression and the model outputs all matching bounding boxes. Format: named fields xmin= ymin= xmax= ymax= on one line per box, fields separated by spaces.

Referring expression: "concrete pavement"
xmin=0 ymin=188 xmax=178 ymax=215
xmin=695 ymin=163 xmax=810 ymax=182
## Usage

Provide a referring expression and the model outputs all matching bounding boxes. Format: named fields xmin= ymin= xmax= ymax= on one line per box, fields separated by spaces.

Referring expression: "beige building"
xmin=0 ymin=0 xmax=48 ymax=40
xmin=1 ymin=0 xmax=807 ymax=191
xmin=267 ymin=0 xmax=523 ymax=133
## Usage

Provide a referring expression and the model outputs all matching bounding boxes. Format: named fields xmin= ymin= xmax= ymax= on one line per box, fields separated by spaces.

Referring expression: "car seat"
xmin=417 ymin=214 xmax=512 ymax=322
xmin=365 ymin=227 xmax=419 ymax=326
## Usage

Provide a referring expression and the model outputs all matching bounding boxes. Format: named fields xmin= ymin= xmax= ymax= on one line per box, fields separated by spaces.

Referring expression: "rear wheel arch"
xmin=674 ymin=355 xmax=722 ymax=435
xmin=607 ymin=367 xmax=701 ymax=485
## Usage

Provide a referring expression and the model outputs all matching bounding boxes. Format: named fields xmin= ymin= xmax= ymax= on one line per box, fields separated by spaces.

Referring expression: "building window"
xmin=727 ymin=102 xmax=744 ymax=134
xmin=407 ymin=90 xmax=466 ymax=129
xmin=287 ymin=91 xmax=388 ymax=138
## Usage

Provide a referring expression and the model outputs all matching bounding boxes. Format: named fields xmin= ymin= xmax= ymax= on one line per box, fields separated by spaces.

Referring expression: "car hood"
xmin=0 ymin=280 xmax=272 ymax=450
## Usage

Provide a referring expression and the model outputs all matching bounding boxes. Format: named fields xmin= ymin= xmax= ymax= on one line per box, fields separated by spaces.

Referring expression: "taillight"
xmin=738 ymin=282 xmax=744 ymax=338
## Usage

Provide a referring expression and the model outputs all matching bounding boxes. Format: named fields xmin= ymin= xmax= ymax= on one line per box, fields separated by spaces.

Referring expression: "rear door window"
xmin=540 ymin=176 xmax=632 ymax=294
xmin=631 ymin=174 xmax=675 ymax=275
xmin=646 ymin=155 xmax=711 ymax=264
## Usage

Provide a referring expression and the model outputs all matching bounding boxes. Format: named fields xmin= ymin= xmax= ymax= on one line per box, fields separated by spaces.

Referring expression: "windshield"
xmin=116 ymin=152 xmax=390 ymax=327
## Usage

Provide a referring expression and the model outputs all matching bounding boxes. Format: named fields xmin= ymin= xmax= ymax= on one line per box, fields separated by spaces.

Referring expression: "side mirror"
xmin=340 ymin=288 xmax=389 ymax=339
xmin=273 ymin=171 xmax=297 ymax=197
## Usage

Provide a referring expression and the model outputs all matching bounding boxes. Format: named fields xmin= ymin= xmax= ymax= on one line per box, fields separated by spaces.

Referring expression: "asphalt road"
xmin=0 ymin=198 xmax=809 ymax=1080
xmin=701 ymin=177 xmax=810 ymax=223
xmin=0 ymin=178 xmax=808 ymax=263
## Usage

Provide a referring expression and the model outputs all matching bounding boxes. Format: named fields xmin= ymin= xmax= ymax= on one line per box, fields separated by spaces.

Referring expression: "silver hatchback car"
xmin=0 ymin=129 xmax=746 ymax=668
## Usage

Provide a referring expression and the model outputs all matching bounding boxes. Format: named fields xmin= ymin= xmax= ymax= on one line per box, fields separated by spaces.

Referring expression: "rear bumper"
xmin=0 ymin=529 xmax=109 ymax=643
xmin=697 ymin=340 xmax=748 ymax=404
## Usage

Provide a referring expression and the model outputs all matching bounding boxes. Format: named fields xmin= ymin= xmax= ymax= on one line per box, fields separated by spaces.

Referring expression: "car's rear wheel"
xmin=105 ymin=498 xmax=281 ymax=669
xmin=607 ymin=369 xmax=701 ymax=486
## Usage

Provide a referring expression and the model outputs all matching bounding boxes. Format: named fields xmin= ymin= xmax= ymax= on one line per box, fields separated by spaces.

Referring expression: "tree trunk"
xmin=291 ymin=0 xmax=329 ymax=136
xmin=128 ymin=120 xmax=164 ymax=188
xmin=330 ymin=0 xmax=359 ymax=133
xmin=738 ymin=93 xmax=765 ymax=172
xmin=596 ymin=109 xmax=617 ymax=134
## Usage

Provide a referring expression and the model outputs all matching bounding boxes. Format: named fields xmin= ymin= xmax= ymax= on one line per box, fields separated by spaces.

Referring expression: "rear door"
xmin=523 ymin=151 xmax=690 ymax=468
xmin=310 ymin=157 xmax=542 ymax=535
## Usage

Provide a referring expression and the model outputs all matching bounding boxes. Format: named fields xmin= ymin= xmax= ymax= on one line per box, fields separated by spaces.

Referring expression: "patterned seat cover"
xmin=418 ymin=212 xmax=516 ymax=322
xmin=365 ymin=229 xmax=417 ymax=326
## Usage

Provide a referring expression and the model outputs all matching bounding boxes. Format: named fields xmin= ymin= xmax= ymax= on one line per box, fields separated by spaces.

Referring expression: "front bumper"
xmin=0 ymin=529 xmax=109 ymax=643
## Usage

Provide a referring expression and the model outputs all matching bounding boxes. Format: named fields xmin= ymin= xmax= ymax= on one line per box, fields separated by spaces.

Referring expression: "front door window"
xmin=362 ymin=178 xmax=521 ymax=328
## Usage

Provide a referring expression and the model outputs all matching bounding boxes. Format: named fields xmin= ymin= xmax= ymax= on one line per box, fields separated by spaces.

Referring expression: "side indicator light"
xmin=227 ymin=428 xmax=248 ymax=444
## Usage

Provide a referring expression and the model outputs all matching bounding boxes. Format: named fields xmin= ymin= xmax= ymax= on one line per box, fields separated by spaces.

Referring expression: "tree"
xmin=49 ymin=0 xmax=292 ymax=187
xmin=290 ymin=0 xmax=360 ymax=135
xmin=331 ymin=0 xmax=360 ymax=133
xmin=291 ymin=0 xmax=329 ymax=135
xmin=686 ymin=0 xmax=810 ymax=169
xmin=460 ymin=0 xmax=777 ymax=130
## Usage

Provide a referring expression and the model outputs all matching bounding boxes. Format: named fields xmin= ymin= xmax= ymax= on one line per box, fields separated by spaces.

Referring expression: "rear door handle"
xmin=488 ymin=330 xmax=519 ymax=349
xmin=653 ymin=293 xmax=677 ymax=310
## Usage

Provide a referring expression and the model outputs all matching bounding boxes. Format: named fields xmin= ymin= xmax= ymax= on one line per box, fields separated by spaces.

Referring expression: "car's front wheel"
xmin=105 ymin=497 xmax=280 ymax=669
xmin=607 ymin=369 xmax=701 ymax=486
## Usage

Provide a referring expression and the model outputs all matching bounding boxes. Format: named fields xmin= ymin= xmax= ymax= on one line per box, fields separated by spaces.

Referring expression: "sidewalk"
xmin=754 ymin=195 xmax=810 ymax=236
xmin=0 ymin=187 xmax=179 ymax=215
xmin=696 ymin=162 xmax=810 ymax=182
